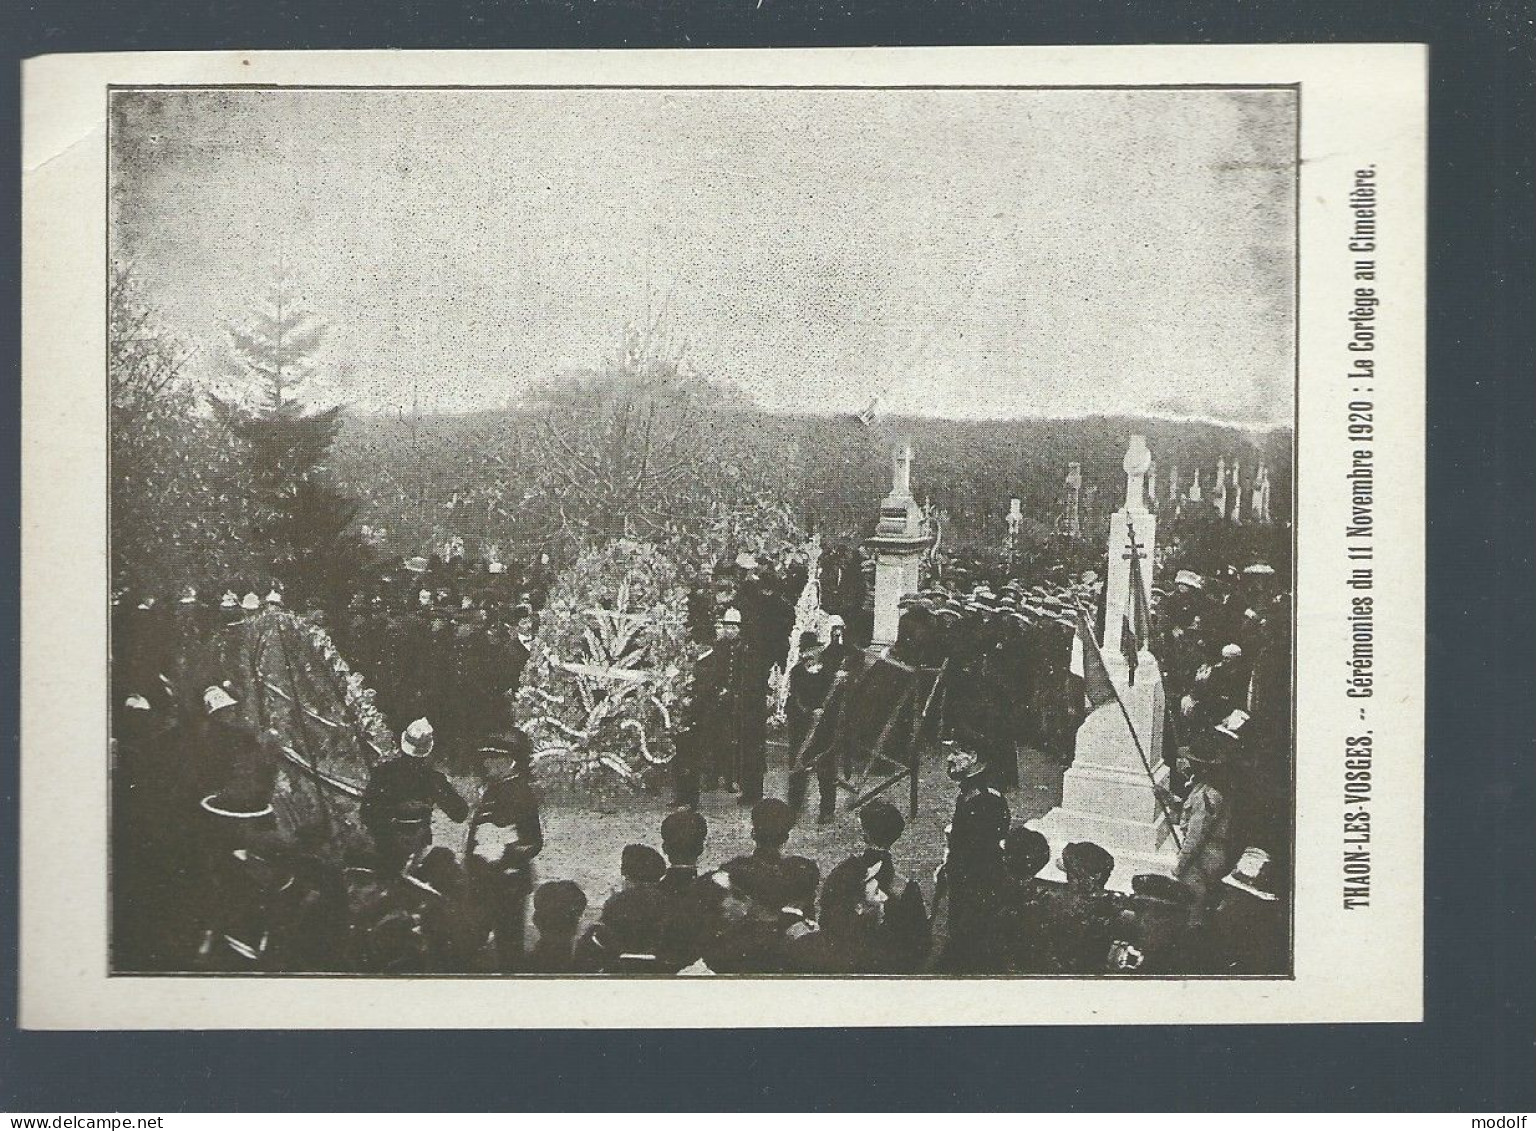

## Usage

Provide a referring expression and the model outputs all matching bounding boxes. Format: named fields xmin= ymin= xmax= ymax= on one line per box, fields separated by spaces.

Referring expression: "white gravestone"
xmin=866 ymin=444 xmax=931 ymax=649
xmin=1029 ymin=435 xmax=1180 ymax=891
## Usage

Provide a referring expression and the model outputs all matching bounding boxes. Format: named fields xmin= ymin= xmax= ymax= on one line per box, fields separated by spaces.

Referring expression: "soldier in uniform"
xmin=1173 ymin=711 xmax=1242 ymax=916
xmin=690 ymin=607 xmax=758 ymax=795
xmin=188 ymin=715 xmax=285 ymax=972
xmin=359 ymin=718 xmax=470 ymax=874
xmin=464 ymin=707 xmax=544 ymax=971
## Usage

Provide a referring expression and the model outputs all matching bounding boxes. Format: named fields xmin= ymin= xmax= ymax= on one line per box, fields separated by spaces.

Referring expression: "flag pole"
xmin=1076 ymin=598 xmax=1183 ymax=852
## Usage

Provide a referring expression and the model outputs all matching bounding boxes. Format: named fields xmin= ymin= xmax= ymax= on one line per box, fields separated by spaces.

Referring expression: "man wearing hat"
xmin=690 ymin=607 xmax=763 ymax=798
xmin=359 ymin=718 xmax=471 ymax=873
xmin=464 ymin=703 xmax=544 ymax=971
xmin=1173 ymin=716 xmax=1241 ymax=914
xmin=934 ymin=740 xmax=1010 ymax=972
xmin=1121 ymin=873 xmax=1200 ymax=974
xmin=1200 ymin=846 xmax=1286 ymax=974
xmin=189 ymin=687 xmax=288 ymax=971
xmin=1044 ymin=840 xmax=1124 ymax=974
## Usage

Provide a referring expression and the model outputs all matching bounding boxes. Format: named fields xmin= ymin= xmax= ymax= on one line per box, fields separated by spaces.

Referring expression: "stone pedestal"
xmin=1030 ymin=651 xmax=1179 ymax=890
xmin=866 ymin=445 xmax=931 ymax=648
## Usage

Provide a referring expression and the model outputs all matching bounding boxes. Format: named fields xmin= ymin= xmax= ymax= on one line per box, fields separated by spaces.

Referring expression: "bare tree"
xmin=526 ymin=320 xmax=751 ymax=544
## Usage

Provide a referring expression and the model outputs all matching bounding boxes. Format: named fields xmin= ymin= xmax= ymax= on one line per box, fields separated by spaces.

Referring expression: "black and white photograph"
xmin=103 ymin=82 xmax=1298 ymax=980
xmin=102 ymin=83 xmax=1300 ymax=980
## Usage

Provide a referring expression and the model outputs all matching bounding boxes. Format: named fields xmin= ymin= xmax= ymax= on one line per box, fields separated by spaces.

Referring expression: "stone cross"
xmin=892 ymin=443 xmax=913 ymax=498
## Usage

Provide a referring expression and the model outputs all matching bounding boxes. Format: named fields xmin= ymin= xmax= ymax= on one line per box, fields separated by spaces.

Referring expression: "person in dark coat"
xmin=525 ymin=880 xmax=589 ymax=973
xmin=849 ymin=800 xmax=931 ymax=973
xmin=464 ymin=712 xmax=544 ymax=971
xmin=400 ymin=845 xmax=481 ymax=972
xmin=360 ymin=717 xmax=470 ymax=874
xmin=785 ymin=633 xmax=839 ymax=823
xmin=590 ymin=844 xmax=670 ymax=974
xmin=1199 ymin=847 xmax=1287 ymax=975
xmin=1120 ymin=874 xmax=1199 ymax=974
xmin=1044 ymin=840 xmax=1124 ymax=975
xmin=934 ymin=740 xmax=1010 ymax=973
xmin=657 ymin=810 xmax=713 ymax=971
xmin=188 ymin=727 xmax=285 ymax=972
xmin=723 ymin=799 xmax=814 ymax=910
xmin=786 ymin=854 xmax=888 ymax=974
xmin=690 ymin=607 xmax=760 ymax=795
xmin=998 ymin=826 xmax=1062 ymax=974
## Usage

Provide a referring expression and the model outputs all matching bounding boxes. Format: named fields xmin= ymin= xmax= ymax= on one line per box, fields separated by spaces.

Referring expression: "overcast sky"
xmin=111 ymin=86 xmax=1295 ymax=425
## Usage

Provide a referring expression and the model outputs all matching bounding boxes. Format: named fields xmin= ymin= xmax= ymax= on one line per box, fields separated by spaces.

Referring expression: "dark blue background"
xmin=2 ymin=0 xmax=1533 ymax=1111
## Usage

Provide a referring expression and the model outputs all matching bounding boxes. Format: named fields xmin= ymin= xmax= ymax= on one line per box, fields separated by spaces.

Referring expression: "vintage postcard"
xmin=19 ymin=46 xmax=1424 ymax=1027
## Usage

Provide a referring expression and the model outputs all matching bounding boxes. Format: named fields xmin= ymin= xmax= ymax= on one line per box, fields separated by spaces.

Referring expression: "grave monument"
xmin=1029 ymin=435 xmax=1181 ymax=890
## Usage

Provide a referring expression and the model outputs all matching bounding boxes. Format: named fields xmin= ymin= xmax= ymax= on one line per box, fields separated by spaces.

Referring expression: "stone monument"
xmin=866 ymin=443 xmax=931 ymax=649
xmin=1029 ymin=435 xmax=1180 ymax=890
xmin=1253 ymin=464 xmax=1273 ymax=524
xmin=1064 ymin=462 xmax=1083 ymax=536
xmin=1214 ymin=456 xmax=1228 ymax=518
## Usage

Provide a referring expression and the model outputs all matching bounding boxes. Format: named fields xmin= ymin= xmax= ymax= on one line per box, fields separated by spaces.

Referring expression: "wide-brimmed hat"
xmin=719 ymin=607 xmax=743 ymax=626
xmin=1214 ymin=708 xmax=1250 ymax=741
xmin=401 ymin=717 xmax=435 ymax=756
xmin=1174 ymin=569 xmax=1206 ymax=590
xmin=240 ymin=592 xmax=261 ymax=611
xmin=203 ymin=684 xmax=237 ymax=716
xmin=1243 ymin=563 xmax=1276 ymax=576
xmin=403 ymin=556 xmax=430 ymax=574
xmin=1221 ymin=847 xmax=1279 ymax=901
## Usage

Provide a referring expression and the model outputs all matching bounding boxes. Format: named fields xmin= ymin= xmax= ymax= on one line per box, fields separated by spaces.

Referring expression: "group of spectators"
xmin=109 ymin=523 xmax=1291 ymax=978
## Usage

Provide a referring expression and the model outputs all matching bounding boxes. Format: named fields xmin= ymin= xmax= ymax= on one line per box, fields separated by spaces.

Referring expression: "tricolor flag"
xmin=1070 ymin=604 xmax=1118 ymax=710
xmin=1120 ymin=526 xmax=1153 ymax=686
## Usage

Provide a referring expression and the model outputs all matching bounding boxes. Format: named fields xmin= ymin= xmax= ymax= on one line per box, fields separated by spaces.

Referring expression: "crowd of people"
xmin=115 ymin=679 xmax=1285 ymax=975
xmin=109 ymin=524 xmax=1291 ymax=978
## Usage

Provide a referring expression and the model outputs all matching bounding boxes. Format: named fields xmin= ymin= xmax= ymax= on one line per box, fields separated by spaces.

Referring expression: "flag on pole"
xmin=1121 ymin=525 xmax=1153 ymax=686
xmin=1072 ymin=605 xmax=1118 ymax=709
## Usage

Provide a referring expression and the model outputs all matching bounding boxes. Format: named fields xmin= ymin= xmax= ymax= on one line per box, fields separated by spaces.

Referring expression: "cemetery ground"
xmin=431 ymin=737 xmax=1069 ymax=959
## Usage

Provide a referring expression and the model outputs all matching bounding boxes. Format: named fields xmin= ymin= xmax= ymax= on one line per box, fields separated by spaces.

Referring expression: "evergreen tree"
xmin=210 ymin=274 xmax=369 ymax=610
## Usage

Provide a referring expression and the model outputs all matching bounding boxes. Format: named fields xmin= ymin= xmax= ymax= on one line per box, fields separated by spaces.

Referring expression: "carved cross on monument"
xmin=892 ymin=443 xmax=913 ymax=499
xmin=1122 ymin=527 xmax=1148 ymax=565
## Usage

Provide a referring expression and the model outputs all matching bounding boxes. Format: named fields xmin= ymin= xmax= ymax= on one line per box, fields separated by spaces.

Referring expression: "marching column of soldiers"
xmin=109 ymin=532 xmax=1289 ymax=977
